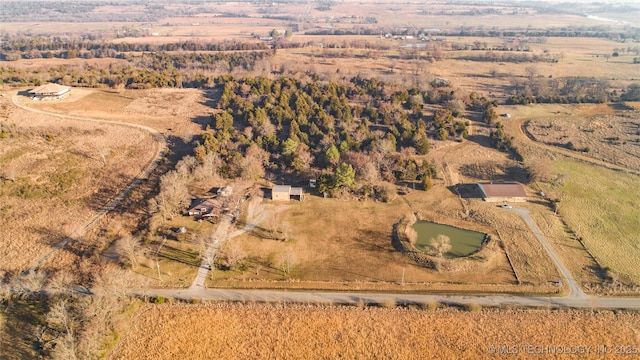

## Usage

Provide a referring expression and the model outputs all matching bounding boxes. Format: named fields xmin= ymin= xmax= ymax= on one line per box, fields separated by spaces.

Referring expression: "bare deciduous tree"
xmin=13 ymin=270 xmax=47 ymax=296
xmin=116 ymin=235 xmax=140 ymax=268
xmin=193 ymin=152 xmax=220 ymax=182
xmin=47 ymin=270 xmax=75 ymax=295
xmin=203 ymin=249 xmax=217 ymax=279
xmin=224 ymin=240 xmax=247 ymax=269
xmin=151 ymin=170 xmax=190 ymax=220
xmin=240 ymin=144 xmax=269 ymax=180
xmin=430 ymin=234 xmax=451 ymax=271
xmin=94 ymin=145 xmax=109 ymax=166
xmin=175 ymin=155 xmax=199 ymax=178
xmin=269 ymin=212 xmax=281 ymax=240
xmin=46 ymin=300 xmax=78 ymax=360
xmin=92 ymin=267 xmax=137 ymax=299
xmin=51 ymin=332 xmax=78 ymax=360
xmin=280 ymin=222 xmax=292 ymax=242
xmin=280 ymin=247 xmax=296 ymax=276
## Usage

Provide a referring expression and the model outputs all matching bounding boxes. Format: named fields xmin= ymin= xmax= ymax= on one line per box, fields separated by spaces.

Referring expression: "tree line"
xmin=0 ymin=51 xmax=273 ymax=89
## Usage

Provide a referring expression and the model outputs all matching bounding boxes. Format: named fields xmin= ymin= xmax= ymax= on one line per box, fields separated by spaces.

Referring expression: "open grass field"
xmin=27 ymin=88 xmax=209 ymax=140
xmin=523 ymin=105 xmax=640 ymax=172
xmin=109 ymin=302 xmax=640 ymax=360
xmin=501 ymin=104 xmax=640 ymax=289
xmin=543 ymin=160 xmax=640 ymax=286
xmin=0 ymin=95 xmax=157 ymax=274
xmin=208 ymin=190 xmax=514 ymax=286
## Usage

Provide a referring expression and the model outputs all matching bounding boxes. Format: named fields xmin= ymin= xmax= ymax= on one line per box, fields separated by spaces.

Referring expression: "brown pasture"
xmin=0 ymin=94 xmax=156 ymax=273
xmin=109 ymin=303 xmax=640 ymax=360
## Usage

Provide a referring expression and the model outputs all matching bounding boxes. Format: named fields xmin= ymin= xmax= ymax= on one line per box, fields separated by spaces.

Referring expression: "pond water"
xmin=413 ymin=222 xmax=486 ymax=258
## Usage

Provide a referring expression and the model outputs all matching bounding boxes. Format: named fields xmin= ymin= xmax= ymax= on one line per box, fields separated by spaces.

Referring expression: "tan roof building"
xmin=477 ymin=183 xmax=527 ymax=202
xmin=272 ymin=185 xmax=304 ymax=201
xmin=29 ymin=83 xmax=71 ymax=99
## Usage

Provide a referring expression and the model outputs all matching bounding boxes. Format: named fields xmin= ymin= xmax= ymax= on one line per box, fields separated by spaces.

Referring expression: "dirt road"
xmin=510 ymin=208 xmax=587 ymax=299
xmin=134 ymin=287 xmax=640 ymax=309
xmin=190 ymin=199 xmax=272 ymax=288
xmin=12 ymin=92 xmax=167 ymax=273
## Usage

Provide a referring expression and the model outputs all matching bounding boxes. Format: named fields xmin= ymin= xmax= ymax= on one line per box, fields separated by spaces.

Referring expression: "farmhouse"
xmin=29 ymin=83 xmax=71 ymax=100
xmin=272 ymin=185 xmax=304 ymax=201
xmin=186 ymin=198 xmax=224 ymax=219
xmin=477 ymin=183 xmax=528 ymax=203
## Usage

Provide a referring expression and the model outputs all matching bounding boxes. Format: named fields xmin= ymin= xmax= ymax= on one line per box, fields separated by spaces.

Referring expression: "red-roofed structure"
xmin=477 ymin=183 xmax=528 ymax=202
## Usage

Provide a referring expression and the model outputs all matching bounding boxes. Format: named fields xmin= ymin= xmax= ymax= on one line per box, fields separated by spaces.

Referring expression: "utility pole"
xmin=155 ymin=236 xmax=167 ymax=282
xmin=401 ymin=268 xmax=405 ymax=286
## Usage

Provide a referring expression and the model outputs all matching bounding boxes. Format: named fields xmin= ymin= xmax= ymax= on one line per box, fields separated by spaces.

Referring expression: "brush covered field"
xmin=110 ymin=303 xmax=640 ymax=360
xmin=0 ymin=95 xmax=157 ymax=274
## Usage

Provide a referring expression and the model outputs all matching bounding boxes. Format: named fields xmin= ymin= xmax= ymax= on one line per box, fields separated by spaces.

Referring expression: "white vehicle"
xmin=499 ymin=204 xmax=512 ymax=209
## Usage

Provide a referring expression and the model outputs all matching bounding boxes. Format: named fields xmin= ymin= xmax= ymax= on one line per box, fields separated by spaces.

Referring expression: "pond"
xmin=412 ymin=221 xmax=486 ymax=258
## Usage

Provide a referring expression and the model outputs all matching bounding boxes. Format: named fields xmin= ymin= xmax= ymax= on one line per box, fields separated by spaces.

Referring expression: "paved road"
xmin=510 ymin=208 xmax=587 ymax=299
xmin=133 ymin=287 xmax=640 ymax=309
xmin=12 ymin=92 xmax=167 ymax=273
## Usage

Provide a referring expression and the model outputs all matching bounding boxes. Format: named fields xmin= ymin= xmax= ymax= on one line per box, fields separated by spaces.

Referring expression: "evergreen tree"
xmin=334 ymin=162 xmax=356 ymax=188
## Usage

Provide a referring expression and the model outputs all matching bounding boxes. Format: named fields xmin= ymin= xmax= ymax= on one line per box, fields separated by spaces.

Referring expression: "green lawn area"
xmin=543 ymin=159 xmax=640 ymax=284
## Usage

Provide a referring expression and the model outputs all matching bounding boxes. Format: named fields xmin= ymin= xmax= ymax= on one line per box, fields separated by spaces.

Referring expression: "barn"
xmin=29 ymin=83 xmax=71 ymax=100
xmin=272 ymin=185 xmax=304 ymax=201
xmin=477 ymin=183 xmax=528 ymax=203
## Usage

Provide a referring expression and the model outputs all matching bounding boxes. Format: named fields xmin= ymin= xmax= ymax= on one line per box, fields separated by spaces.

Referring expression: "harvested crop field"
xmin=110 ymin=303 xmax=640 ymax=360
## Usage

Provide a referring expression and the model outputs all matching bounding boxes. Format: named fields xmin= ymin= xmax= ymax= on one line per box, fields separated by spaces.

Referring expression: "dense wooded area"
xmin=189 ymin=75 xmax=484 ymax=198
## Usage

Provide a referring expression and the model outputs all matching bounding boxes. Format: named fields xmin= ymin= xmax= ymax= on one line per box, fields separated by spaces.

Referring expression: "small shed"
xmin=477 ymin=183 xmax=528 ymax=203
xmin=272 ymin=185 xmax=304 ymax=201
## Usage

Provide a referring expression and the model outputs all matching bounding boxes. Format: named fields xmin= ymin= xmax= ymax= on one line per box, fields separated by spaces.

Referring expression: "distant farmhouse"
xmin=29 ymin=83 xmax=70 ymax=100
xmin=272 ymin=185 xmax=304 ymax=201
xmin=477 ymin=183 xmax=527 ymax=203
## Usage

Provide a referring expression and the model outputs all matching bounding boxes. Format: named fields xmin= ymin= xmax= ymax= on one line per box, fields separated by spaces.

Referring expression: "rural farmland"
xmin=1 ymin=0 xmax=640 ymax=358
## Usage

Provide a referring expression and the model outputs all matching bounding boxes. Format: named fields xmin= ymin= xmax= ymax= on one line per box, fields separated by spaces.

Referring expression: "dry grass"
xmin=0 ymin=94 xmax=156 ymax=273
xmin=207 ymin=189 xmax=520 ymax=289
xmin=28 ymin=88 xmax=207 ymax=140
xmin=524 ymin=106 xmax=640 ymax=171
xmin=529 ymin=206 xmax=604 ymax=289
xmin=109 ymin=303 xmax=640 ymax=360
xmin=502 ymin=104 xmax=640 ymax=287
